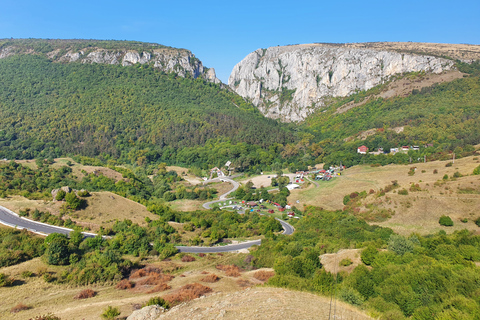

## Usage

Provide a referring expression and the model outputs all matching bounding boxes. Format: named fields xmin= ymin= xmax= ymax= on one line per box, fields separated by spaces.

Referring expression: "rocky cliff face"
xmin=0 ymin=41 xmax=221 ymax=83
xmin=228 ymin=44 xmax=455 ymax=122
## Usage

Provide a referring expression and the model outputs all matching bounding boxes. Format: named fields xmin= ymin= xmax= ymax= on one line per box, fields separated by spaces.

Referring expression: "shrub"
xmin=475 ymin=217 xmax=480 ymax=227
xmin=115 ymin=279 xmax=134 ymax=290
xmin=453 ymin=171 xmax=462 ymax=178
xmin=101 ymin=306 xmax=120 ymax=320
xmin=11 ymin=303 xmax=30 ymax=313
xmin=77 ymin=190 xmax=90 ymax=197
xmin=445 ymin=162 xmax=453 ymax=167
xmin=361 ymin=246 xmax=378 ymax=265
xmin=74 ymin=289 xmax=96 ymax=299
xmin=433 ymin=169 xmax=438 ymax=174
xmin=163 ymin=283 xmax=212 ymax=305
xmin=339 ymin=258 xmax=353 ymax=266
xmin=55 ymin=190 xmax=66 ymax=201
xmin=21 ymin=270 xmax=34 ymax=278
xmin=201 ymin=274 xmax=220 ymax=283
xmin=181 ymin=255 xmax=196 ymax=262
xmin=473 ymin=165 xmax=480 ymax=175
xmin=253 ymin=270 xmax=275 ymax=281
xmin=439 ymin=215 xmax=454 ymax=226
xmin=388 ymin=234 xmax=414 ymax=255
xmin=343 ymin=195 xmax=350 ymax=205
xmin=143 ymin=296 xmax=170 ymax=309
xmin=443 ymin=174 xmax=449 ymax=180
xmin=398 ymin=189 xmax=408 ymax=195
xmin=0 ymin=273 xmax=14 ymax=287
xmin=146 ymin=283 xmax=171 ymax=293
xmin=339 ymin=287 xmax=364 ymax=306
xmin=216 ymin=264 xmax=241 ymax=277
xmin=461 ymin=218 xmax=468 ymax=223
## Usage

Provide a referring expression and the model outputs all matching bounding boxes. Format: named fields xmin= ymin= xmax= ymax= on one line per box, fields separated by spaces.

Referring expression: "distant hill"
xmin=0 ymin=40 xmax=294 ymax=169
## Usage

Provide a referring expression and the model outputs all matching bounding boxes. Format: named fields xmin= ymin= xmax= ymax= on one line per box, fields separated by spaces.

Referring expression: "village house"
xmin=357 ymin=145 xmax=368 ymax=154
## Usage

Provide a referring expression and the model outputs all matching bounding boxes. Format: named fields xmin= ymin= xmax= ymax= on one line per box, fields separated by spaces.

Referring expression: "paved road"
xmin=0 ymin=173 xmax=294 ymax=253
xmin=177 ymin=240 xmax=262 ymax=253
xmin=0 ymin=206 xmax=93 ymax=237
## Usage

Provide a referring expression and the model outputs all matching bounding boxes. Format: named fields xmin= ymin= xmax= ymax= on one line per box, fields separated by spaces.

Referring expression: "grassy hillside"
xmin=300 ymin=62 xmax=480 ymax=168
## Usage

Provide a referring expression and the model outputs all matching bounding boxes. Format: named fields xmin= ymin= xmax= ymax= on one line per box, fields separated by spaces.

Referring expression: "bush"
xmin=163 ymin=283 xmax=212 ymax=305
xmin=475 ymin=217 xmax=480 ymax=227
xmin=146 ymin=283 xmax=171 ymax=293
xmin=11 ymin=303 xmax=30 ymax=313
xmin=216 ymin=264 xmax=241 ymax=277
xmin=21 ymin=270 xmax=34 ymax=278
xmin=339 ymin=287 xmax=364 ymax=306
xmin=398 ymin=189 xmax=408 ymax=195
xmin=439 ymin=215 xmax=454 ymax=226
xmin=115 ymin=279 xmax=134 ymax=290
xmin=201 ymin=274 xmax=220 ymax=283
xmin=55 ymin=190 xmax=66 ymax=201
xmin=101 ymin=306 xmax=120 ymax=320
xmin=388 ymin=235 xmax=414 ymax=256
xmin=445 ymin=162 xmax=453 ymax=167
xmin=253 ymin=270 xmax=275 ymax=281
xmin=143 ymin=296 xmax=170 ymax=309
xmin=0 ymin=273 xmax=14 ymax=287
xmin=473 ymin=165 xmax=480 ymax=175
xmin=339 ymin=258 xmax=353 ymax=266
xmin=361 ymin=246 xmax=378 ymax=265
xmin=443 ymin=174 xmax=449 ymax=180
xmin=181 ymin=255 xmax=196 ymax=262
xmin=74 ymin=289 xmax=96 ymax=299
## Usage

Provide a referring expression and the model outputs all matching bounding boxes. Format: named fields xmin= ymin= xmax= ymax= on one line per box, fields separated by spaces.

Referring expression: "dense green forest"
xmin=0 ymin=54 xmax=294 ymax=171
xmin=252 ymin=207 xmax=480 ymax=319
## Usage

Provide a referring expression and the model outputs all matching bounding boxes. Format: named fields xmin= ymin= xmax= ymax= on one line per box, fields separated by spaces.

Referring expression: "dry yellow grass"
xmin=320 ymin=249 xmax=363 ymax=274
xmin=289 ymin=155 xmax=480 ymax=235
xmin=0 ymin=191 xmax=156 ymax=232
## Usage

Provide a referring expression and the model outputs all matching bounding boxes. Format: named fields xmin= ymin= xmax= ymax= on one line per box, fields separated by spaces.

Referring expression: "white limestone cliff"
xmin=0 ymin=45 xmax=221 ymax=83
xmin=228 ymin=44 xmax=455 ymax=122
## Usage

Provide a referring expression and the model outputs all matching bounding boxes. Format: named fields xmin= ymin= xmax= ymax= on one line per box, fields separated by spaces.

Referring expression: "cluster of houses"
xmin=357 ymin=144 xmax=433 ymax=155
xmin=306 ymin=166 xmax=344 ymax=181
xmin=239 ymin=200 xmax=298 ymax=218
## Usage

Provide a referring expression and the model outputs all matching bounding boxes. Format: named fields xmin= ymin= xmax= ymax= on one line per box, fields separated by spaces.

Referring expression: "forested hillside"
xmin=0 ymin=53 xmax=293 ymax=170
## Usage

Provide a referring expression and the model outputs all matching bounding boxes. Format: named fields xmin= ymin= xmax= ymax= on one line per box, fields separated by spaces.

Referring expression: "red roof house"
xmin=357 ymin=145 xmax=368 ymax=154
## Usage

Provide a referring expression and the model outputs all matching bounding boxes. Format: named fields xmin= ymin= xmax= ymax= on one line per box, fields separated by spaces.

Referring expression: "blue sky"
xmin=1 ymin=0 xmax=479 ymax=82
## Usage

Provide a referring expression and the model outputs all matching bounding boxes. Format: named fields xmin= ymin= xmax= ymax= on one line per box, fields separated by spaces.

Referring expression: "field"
xmin=288 ymin=155 xmax=480 ymax=235
xmin=0 ymin=249 xmax=373 ymax=320
xmin=0 ymin=191 xmax=156 ymax=231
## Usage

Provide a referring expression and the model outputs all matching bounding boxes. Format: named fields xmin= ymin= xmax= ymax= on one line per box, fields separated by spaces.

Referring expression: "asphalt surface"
xmin=0 ymin=173 xmax=294 ymax=253
xmin=0 ymin=206 xmax=74 ymax=236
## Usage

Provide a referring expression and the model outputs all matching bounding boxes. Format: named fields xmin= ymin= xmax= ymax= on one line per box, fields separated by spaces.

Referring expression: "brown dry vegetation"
xmin=162 ymin=283 xmax=212 ymax=305
xmin=200 ymin=274 xmax=220 ymax=283
xmin=115 ymin=279 xmax=134 ymax=290
xmin=73 ymin=289 xmax=96 ymax=300
xmin=253 ymin=270 xmax=275 ymax=282
xmin=181 ymin=255 xmax=196 ymax=262
xmin=10 ymin=303 xmax=30 ymax=313
xmin=216 ymin=264 xmax=241 ymax=277
xmin=146 ymin=283 xmax=171 ymax=294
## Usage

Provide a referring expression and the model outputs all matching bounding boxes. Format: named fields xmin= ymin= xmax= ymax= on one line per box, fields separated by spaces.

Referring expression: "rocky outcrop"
xmin=0 ymin=42 xmax=220 ymax=83
xmin=228 ymin=44 xmax=455 ymax=122
xmin=127 ymin=305 xmax=165 ymax=320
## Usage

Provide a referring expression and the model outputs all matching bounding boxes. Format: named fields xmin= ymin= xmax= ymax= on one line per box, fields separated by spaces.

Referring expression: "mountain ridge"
xmin=229 ymin=42 xmax=480 ymax=122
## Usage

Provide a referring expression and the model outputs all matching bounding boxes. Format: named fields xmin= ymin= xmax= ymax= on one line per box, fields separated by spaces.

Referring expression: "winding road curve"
xmin=0 ymin=175 xmax=294 ymax=253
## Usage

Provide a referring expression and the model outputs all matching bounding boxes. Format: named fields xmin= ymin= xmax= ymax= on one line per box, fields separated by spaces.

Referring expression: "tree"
xmin=65 ymin=192 xmax=83 ymax=209
xmin=55 ymin=190 xmax=66 ymax=201
xmin=101 ymin=306 xmax=120 ymax=320
xmin=439 ymin=215 xmax=454 ymax=226
xmin=44 ymin=236 xmax=70 ymax=265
